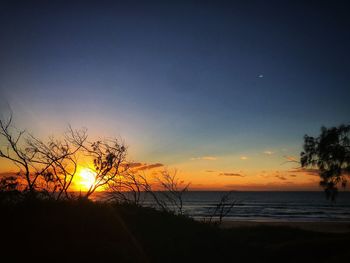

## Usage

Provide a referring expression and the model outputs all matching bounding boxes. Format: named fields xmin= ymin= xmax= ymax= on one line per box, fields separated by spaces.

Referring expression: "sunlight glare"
xmin=77 ymin=168 xmax=96 ymax=190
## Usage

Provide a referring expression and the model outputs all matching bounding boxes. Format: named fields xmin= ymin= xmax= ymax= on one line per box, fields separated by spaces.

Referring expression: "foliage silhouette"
xmin=0 ymin=114 xmax=37 ymax=193
xmin=69 ymin=131 xmax=128 ymax=197
xmin=0 ymin=114 xmax=89 ymax=199
xmin=139 ymin=169 xmax=190 ymax=215
xmin=106 ymin=170 xmax=148 ymax=205
xmin=301 ymin=124 xmax=350 ymax=201
xmin=206 ymin=191 xmax=236 ymax=224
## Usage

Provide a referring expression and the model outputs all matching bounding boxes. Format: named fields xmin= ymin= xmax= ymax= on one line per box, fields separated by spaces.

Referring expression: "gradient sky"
xmin=1 ymin=0 xmax=349 ymax=190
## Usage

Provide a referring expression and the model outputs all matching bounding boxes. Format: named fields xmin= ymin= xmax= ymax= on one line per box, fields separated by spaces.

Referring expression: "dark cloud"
xmin=124 ymin=162 xmax=143 ymax=168
xmin=219 ymin=173 xmax=245 ymax=177
xmin=123 ymin=162 xmax=164 ymax=171
xmin=136 ymin=163 xmax=164 ymax=171
xmin=206 ymin=170 xmax=216 ymax=173
xmin=275 ymin=175 xmax=287 ymax=180
xmin=289 ymin=168 xmax=319 ymax=176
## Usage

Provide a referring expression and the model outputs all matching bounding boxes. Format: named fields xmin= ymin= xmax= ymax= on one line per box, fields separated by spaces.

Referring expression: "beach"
xmin=221 ymin=220 xmax=350 ymax=233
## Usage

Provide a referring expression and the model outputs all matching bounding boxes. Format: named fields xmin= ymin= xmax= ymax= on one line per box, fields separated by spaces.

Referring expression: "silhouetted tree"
xmin=301 ymin=124 xmax=350 ymax=201
xmin=0 ymin=176 xmax=18 ymax=191
xmin=0 ymin=114 xmax=89 ymax=199
xmin=26 ymin=127 xmax=87 ymax=199
xmin=106 ymin=169 xmax=146 ymax=205
xmin=0 ymin=114 xmax=38 ymax=193
xmin=70 ymin=134 xmax=128 ymax=198
xmin=106 ymin=168 xmax=190 ymax=214
xmin=207 ymin=191 xmax=236 ymax=224
xmin=0 ymin=176 xmax=20 ymax=204
xmin=148 ymin=169 xmax=190 ymax=215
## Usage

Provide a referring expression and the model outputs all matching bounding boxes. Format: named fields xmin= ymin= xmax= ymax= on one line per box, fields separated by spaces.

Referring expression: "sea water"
xmin=177 ymin=191 xmax=350 ymax=222
xmin=94 ymin=191 xmax=350 ymax=222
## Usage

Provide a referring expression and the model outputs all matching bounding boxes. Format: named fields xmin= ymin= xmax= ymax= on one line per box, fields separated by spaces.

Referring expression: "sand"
xmin=220 ymin=221 xmax=350 ymax=233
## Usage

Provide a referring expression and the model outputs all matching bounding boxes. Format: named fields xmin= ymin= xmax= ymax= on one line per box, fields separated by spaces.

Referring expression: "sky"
xmin=0 ymin=0 xmax=349 ymax=190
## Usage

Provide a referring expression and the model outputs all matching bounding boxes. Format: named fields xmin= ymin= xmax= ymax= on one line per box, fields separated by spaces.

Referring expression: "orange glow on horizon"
xmin=0 ymin=158 xmax=324 ymax=191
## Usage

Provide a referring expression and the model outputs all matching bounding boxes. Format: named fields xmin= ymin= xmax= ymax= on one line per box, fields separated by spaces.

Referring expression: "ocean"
xmin=97 ymin=191 xmax=350 ymax=222
xmin=182 ymin=191 xmax=350 ymax=222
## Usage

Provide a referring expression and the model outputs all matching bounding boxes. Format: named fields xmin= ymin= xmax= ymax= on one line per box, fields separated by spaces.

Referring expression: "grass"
xmin=1 ymin=198 xmax=350 ymax=262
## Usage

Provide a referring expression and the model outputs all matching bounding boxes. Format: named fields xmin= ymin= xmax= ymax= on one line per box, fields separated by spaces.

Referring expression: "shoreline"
xmin=220 ymin=220 xmax=350 ymax=233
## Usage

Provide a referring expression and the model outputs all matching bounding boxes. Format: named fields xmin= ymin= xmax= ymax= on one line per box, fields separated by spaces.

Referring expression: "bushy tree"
xmin=301 ymin=124 xmax=350 ymax=201
xmin=25 ymin=127 xmax=87 ymax=199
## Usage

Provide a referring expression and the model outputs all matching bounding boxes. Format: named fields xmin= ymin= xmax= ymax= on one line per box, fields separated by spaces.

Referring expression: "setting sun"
xmin=76 ymin=168 xmax=96 ymax=191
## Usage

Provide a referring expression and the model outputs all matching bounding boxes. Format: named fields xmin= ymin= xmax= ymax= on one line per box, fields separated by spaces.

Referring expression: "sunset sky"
xmin=0 ymin=0 xmax=349 ymax=190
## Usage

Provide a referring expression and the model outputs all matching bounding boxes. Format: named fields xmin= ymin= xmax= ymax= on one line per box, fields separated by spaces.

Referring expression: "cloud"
xmin=263 ymin=151 xmax=274 ymax=155
xmin=190 ymin=156 xmax=217 ymax=161
xmin=240 ymin=156 xmax=248 ymax=160
xmin=124 ymin=162 xmax=143 ymax=168
xmin=219 ymin=173 xmax=245 ymax=177
xmin=289 ymin=168 xmax=319 ymax=176
xmin=135 ymin=163 xmax=164 ymax=171
xmin=275 ymin=175 xmax=287 ymax=180
xmin=123 ymin=162 xmax=164 ymax=171
xmin=205 ymin=170 xmax=216 ymax=173
xmin=283 ymin=155 xmax=299 ymax=162
xmin=258 ymin=170 xmax=298 ymax=179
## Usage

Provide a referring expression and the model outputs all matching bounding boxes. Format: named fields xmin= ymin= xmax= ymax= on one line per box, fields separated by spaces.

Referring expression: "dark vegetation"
xmin=205 ymin=191 xmax=237 ymax=224
xmin=301 ymin=124 xmax=350 ymax=201
xmin=1 ymin=198 xmax=350 ymax=263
